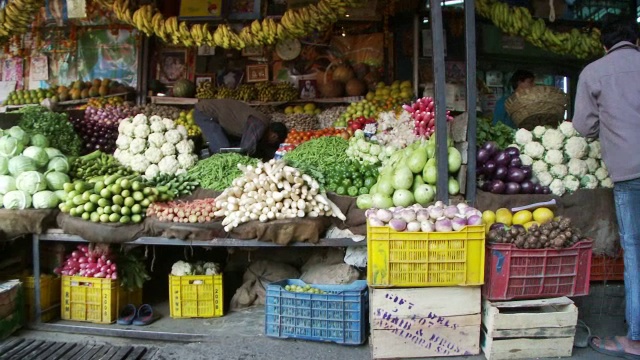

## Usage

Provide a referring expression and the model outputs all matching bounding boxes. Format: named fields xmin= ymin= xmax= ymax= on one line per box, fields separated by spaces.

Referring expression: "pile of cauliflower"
xmin=170 ymin=260 xmax=221 ymax=276
xmin=114 ymin=114 xmax=199 ymax=179
xmin=511 ymin=121 xmax=612 ymax=197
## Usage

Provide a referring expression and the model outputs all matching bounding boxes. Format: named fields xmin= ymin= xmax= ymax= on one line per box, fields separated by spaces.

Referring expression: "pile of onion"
xmin=72 ymin=105 xmax=136 ymax=154
xmin=365 ymin=201 xmax=483 ymax=232
xmin=402 ymin=97 xmax=454 ymax=139
xmin=477 ymin=141 xmax=551 ymax=195
xmin=54 ymin=244 xmax=117 ymax=279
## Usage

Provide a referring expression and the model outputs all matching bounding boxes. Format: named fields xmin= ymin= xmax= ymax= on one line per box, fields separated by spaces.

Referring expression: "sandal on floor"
xmin=117 ymin=304 xmax=137 ymax=325
xmin=588 ymin=336 xmax=640 ymax=360
xmin=133 ymin=304 xmax=160 ymax=326
xmin=574 ymin=320 xmax=591 ymax=348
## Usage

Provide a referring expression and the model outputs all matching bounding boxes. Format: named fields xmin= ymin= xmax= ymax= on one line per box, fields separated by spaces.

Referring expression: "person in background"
xmin=573 ymin=14 xmax=640 ymax=359
xmin=492 ymin=69 xmax=535 ymax=129
xmin=194 ymin=99 xmax=288 ymax=160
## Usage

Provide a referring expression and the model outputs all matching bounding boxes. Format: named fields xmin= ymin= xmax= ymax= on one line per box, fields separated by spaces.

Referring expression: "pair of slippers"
xmin=588 ymin=335 xmax=640 ymax=360
xmin=117 ymin=304 xmax=160 ymax=326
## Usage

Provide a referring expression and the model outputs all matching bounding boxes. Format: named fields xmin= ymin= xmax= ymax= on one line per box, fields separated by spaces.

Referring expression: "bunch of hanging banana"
xmin=0 ymin=0 xmax=45 ymax=39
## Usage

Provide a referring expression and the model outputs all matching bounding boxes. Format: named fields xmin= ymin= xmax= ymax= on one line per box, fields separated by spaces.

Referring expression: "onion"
xmin=365 ymin=208 xmax=378 ymax=218
xmin=451 ymin=215 xmax=467 ymax=231
xmin=376 ymin=209 xmax=393 ymax=223
xmin=434 ymin=201 xmax=444 ymax=208
xmin=467 ymin=214 xmax=482 ymax=226
xmin=389 ymin=219 xmax=407 ymax=232
xmin=464 ymin=207 xmax=482 ymax=218
xmin=456 ymin=202 xmax=469 ymax=212
xmin=444 ymin=205 xmax=459 ymax=219
xmin=406 ymin=221 xmax=421 ymax=232
xmin=435 ymin=217 xmax=453 ymax=232
xmin=368 ymin=218 xmax=385 ymax=227
xmin=421 ymin=220 xmax=435 ymax=232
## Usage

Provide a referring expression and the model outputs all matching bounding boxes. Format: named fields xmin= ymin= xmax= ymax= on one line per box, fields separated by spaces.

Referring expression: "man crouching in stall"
xmin=194 ymin=99 xmax=288 ymax=161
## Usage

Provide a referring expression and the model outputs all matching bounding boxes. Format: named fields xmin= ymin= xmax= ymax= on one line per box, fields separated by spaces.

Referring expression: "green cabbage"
xmin=0 ymin=136 xmax=24 ymax=157
xmin=44 ymin=147 xmax=64 ymax=159
xmin=44 ymin=171 xmax=70 ymax=191
xmin=30 ymin=134 xmax=49 ymax=148
xmin=8 ymin=156 xmax=36 ymax=176
xmin=16 ymin=171 xmax=46 ymax=195
xmin=22 ymin=146 xmax=49 ymax=167
xmin=3 ymin=190 xmax=31 ymax=209
xmin=54 ymin=190 xmax=67 ymax=202
xmin=0 ymin=175 xmax=16 ymax=194
xmin=0 ymin=156 xmax=7 ymax=175
xmin=46 ymin=157 xmax=69 ymax=173
xmin=32 ymin=190 xmax=59 ymax=209
xmin=7 ymin=126 xmax=29 ymax=145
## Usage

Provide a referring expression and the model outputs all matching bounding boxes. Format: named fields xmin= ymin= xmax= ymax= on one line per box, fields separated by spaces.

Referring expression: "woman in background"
xmin=492 ymin=69 xmax=535 ymax=129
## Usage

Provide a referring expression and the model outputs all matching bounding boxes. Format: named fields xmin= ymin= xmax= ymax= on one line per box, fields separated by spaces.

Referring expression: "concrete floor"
xmin=3 ymin=282 xmax=630 ymax=360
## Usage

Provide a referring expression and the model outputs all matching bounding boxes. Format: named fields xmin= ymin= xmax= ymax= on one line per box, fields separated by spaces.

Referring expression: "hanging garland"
xmin=476 ymin=0 xmax=604 ymax=59
xmin=0 ymin=0 xmax=45 ymax=43
xmin=95 ymin=0 xmax=360 ymax=50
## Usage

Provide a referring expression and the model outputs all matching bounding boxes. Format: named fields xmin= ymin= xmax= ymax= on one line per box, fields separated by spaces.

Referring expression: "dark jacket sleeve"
xmin=239 ymin=116 xmax=267 ymax=156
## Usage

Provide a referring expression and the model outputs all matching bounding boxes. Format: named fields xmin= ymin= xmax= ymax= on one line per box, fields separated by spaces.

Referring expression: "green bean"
xmin=187 ymin=153 xmax=258 ymax=190
xmin=283 ymin=136 xmax=350 ymax=182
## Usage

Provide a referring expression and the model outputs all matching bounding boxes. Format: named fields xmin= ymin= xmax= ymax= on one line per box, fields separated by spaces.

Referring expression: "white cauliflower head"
xmin=165 ymin=129 xmax=182 ymax=144
xmin=133 ymin=124 xmax=151 ymax=139
xmin=129 ymin=154 xmax=151 ymax=173
xmin=585 ymin=158 xmax=599 ymax=173
xmin=176 ymin=139 xmax=195 ymax=155
xmin=120 ymin=121 xmax=135 ymax=137
xmin=176 ymin=125 xmax=188 ymax=138
xmin=580 ymin=174 xmax=598 ymax=189
xmin=595 ymin=167 xmax=609 ymax=181
xmin=565 ymin=136 xmax=589 ymax=159
xmin=162 ymin=118 xmax=176 ymax=130
xmin=144 ymin=164 xmax=160 ymax=180
xmin=544 ymin=149 xmax=564 ymax=165
xmin=588 ymin=141 xmax=602 ymax=159
xmin=558 ymin=121 xmax=578 ymax=138
xmin=520 ymin=154 xmax=533 ymax=166
xmin=158 ymin=155 xmax=180 ymax=175
xmin=514 ymin=128 xmax=533 ymax=146
xmin=160 ymin=142 xmax=176 ymax=156
xmin=129 ymin=138 xmax=147 ymax=155
xmin=149 ymin=115 xmax=162 ymax=123
xmin=550 ymin=164 xmax=568 ymax=179
xmin=600 ymin=177 xmax=614 ymax=188
xmin=171 ymin=260 xmax=192 ymax=276
xmin=116 ymin=134 xmax=132 ymax=150
xmin=147 ymin=133 xmax=166 ymax=149
xmin=536 ymin=171 xmax=554 ymax=187
xmin=177 ymin=153 xmax=198 ymax=169
xmin=118 ymin=118 xmax=132 ymax=133
xmin=144 ymin=146 xmax=163 ymax=164
xmin=524 ymin=141 xmax=545 ymax=159
xmin=532 ymin=126 xmax=547 ymax=139
xmin=132 ymin=114 xmax=147 ymax=126
xmin=150 ymin=120 xmax=166 ymax=133
xmin=567 ymin=158 xmax=588 ymax=177
xmin=541 ymin=129 xmax=565 ymax=150
xmin=532 ymin=160 xmax=548 ymax=174
xmin=115 ymin=149 xmax=133 ymax=167
xmin=549 ymin=178 xmax=566 ymax=196
xmin=563 ymin=175 xmax=580 ymax=193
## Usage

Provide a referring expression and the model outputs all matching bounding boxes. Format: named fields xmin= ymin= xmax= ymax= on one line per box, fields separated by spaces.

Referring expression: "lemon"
xmin=482 ymin=210 xmax=496 ymax=224
xmin=303 ymin=103 xmax=316 ymax=112
xmin=533 ymin=207 xmax=555 ymax=224
xmin=495 ymin=208 xmax=513 ymax=226
xmin=512 ymin=210 xmax=533 ymax=225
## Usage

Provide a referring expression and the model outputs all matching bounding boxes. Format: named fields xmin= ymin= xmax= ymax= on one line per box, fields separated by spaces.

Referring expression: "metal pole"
xmin=32 ymin=234 xmax=41 ymax=323
xmin=413 ymin=14 xmax=420 ymax=99
xmin=137 ymin=35 xmax=150 ymax=105
xmin=465 ymin=0 xmax=478 ymax=203
xmin=430 ymin=0 xmax=448 ymax=203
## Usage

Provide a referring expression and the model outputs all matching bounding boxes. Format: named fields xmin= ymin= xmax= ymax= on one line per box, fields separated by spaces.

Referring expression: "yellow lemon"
xmin=533 ymin=207 xmax=555 ymax=224
xmin=495 ymin=208 xmax=513 ymax=226
xmin=303 ymin=103 xmax=316 ymax=112
xmin=512 ymin=210 xmax=533 ymax=225
xmin=482 ymin=210 xmax=496 ymax=224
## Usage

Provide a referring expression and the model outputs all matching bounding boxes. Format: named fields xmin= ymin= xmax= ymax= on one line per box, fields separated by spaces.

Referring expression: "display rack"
xmin=148 ymin=96 xmax=363 ymax=107
xmin=29 ymin=231 xmax=365 ymax=341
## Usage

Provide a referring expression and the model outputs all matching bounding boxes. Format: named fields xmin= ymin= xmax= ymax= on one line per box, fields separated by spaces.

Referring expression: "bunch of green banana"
xmin=0 ymin=0 xmax=45 ymax=39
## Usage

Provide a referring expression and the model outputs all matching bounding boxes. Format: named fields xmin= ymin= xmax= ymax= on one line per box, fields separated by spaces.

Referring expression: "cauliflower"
xmin=544 ymin=149 xmax=564 ymax=165
xmin=585 ymin=158 xmax=599 ymax=173
xmin=162 ymin=118 xmax=176 ymax=130
xmin=567 ymin=158 xmax=588 ymax=177
xmin=160 ymin=142 xmax=176 ymax=156
xmin=176 ymin=139 xmax=195 ymax=154
xmin=536 ymin=171 xmax=554 ymax=187
xmin=600 ymin=177 xmax=614 ymax=188
xmin=600 ymin=160 xmax=607 ymax=171
xmin=176 ymin=125 xmax=188 ymax=138
xmin=144 ymin=164 xmax=160 ymax=179
xmin=595 ymin=167 xmax=609 ymax=181
xmin=588 ymin=141 xmax=602 ymax=159
xmin=541 ymin=129 xmax=565 ymax=150
xmin=176 ymin=168 xmax=187 ymax=176
xmin=532 ymin=126 xmax=547 ymax=140
xmin=565 ymin=136 xmax=589 ymax=159
xmin=514 ymin=128 xmax=533 ymax=146
xmin=520 ymin=154 xmax=533 ymax=166
xmin=580 ymin=174 xmax=598 ymax=189
xmin=532 ymin=160 xmax=548 ymax=174
xmin=150 ymin=120 xmax=166 ymax=133
xmin=171 ymin=260 xmax=192 ymax=276
xmin=524 ymin=141 xmax=545 ymax=159
xmin=116 ymin=134 xmax=132 ymax=150
xmin=118 ymin=118 xmax=132 ymax=133
xmin=133 ymin=124 xmax=151 ymax=139
xmin=203 ymin=262 xmax=220 ymax=275
xmin=129 ymin=138 xmax=147 ymax=155
xmin=550 ymin=164 xmax=568 ymax=178
xmin=177 ymin=153 xmax=197 ymax=169
xmin=549 ymin=178 xmax=566 ymax=196
xmin=114 ymin=148 xmax=121 ymax=159
xmin=120 ymin=121 xmax=135 ymax=137
xmin=148 ymin=132 xmax=166 ymax=148
xmin=149 ymin=115 xmax=162 ymax=123
xmin=115 ymin=149 xmax=133 ymax=167
xmin=132 ymin=114 xmax=147 ymax=126
xmin=144 ymin=146 xmax=163 ymax=164
xmin=158 ymin=155 xmax=180 ymax=174
xmin=165 ymin=129 xmax=182 ymax=144
xmin=129 ymin=154 xmax=151 ymax=173
xmin=563 ymin=175 xmax=580 ymax=193
xmin=558 ymin=121 xmax=578 ymax=138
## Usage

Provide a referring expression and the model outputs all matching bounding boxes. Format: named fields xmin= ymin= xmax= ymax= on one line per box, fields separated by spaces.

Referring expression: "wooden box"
xmin=370 ymin=287 xmax=482 ymax=359
xmin=481 ymin=297 xmax=578 ymax=360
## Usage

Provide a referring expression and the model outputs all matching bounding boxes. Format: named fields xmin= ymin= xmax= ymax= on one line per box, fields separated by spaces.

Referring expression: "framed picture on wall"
xmin=246 ymin=64 xmax=269 ymax=83
xmin=228 ymin=0 xmax=262 ymax=20
xmin=242 ymin=46 xmax=263 ymax=57
xmin=299 ymin=79 xmax=317 ymax=99
xmin=195 ymin=76 xmax=213 ymax=87
xmin=179 ymin=0 xmax=224 ymax=20
xmin=158 ymin=50 xmax=188 ymax=84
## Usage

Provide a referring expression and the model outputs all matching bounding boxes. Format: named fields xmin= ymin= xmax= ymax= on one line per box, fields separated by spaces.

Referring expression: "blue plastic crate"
xmin=265 ymin=279 xmax=368 ymax=345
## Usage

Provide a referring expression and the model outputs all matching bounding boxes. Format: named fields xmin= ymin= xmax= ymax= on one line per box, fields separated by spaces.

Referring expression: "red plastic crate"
xmin=483 ymin=240 xmax=592 ymax=301
xmin=591 ymin=249 xmax=624 ymax=281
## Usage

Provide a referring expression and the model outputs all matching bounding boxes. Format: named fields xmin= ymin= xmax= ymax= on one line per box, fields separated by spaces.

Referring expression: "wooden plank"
xmin=139 ymin=348 xmax=157 ymax=360
xmin=125 ymin=347 xmax=146 ymax=360
xmin=109 ymin=346 xmax=134 ymax=360
xmin=56 ymin=343 xmax=85 ymax=360
xmin=46 ymin=342 xmax=77 ymax=359
xmin=489 ymin=297 xmax=573 ymax=309
xmin=96 ymin=346 xmax=120 ymax=360
xmin=9 ymin=340 xmax=47 ymax=359
xmin=91 ymin=346 xmax=111 ymax=360
xmin=481 ymin=329 xmax=574 ymax=360
xmin=482 ymin=298 xmax=578 ymax=335
xmin=34 ymin=342 xmax=66 ymax=360
xmin=70 ymin=345 xmax=99 ymax=360
xmin=22 ymin=341 xmax=56 ymax=360
xmin=0 ymin=338 xmax=25 ymax=354
xmin=79 ymin=345 xmax=105 ymax=360
xmin=1 ymin=339 xmax=36 ymax=359
xmin=487 ymin=325 xmax=575 ymax=338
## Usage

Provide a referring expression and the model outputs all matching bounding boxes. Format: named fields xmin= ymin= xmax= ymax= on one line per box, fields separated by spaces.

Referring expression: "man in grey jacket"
xmin=573 ymin=15 xmax=640 ymax=359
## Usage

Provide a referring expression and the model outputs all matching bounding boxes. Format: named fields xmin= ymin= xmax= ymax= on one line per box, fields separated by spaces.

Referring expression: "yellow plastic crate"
xmin=367 ymin=223 xmax=486 ymax=288
xmin=22 ymin=275 xmax=61 ymax=322
xmin=169 ymin=274 xmax=223 ymax=318
xmin=61 ymin=276 xmax=144 ymax=324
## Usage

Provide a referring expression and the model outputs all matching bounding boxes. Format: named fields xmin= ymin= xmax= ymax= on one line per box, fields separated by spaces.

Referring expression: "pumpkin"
xmin=345 ymin=79 xmax=367 ymax=96
xmin=332 ymin=65 xmax=355 ymax=83
xmin=319 ymin=80 xmax=345 ymax=98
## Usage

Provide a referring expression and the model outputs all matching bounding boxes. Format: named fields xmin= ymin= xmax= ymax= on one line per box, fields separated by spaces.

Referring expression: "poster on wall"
xmin=30 ymin=56 xmax=49 ymax=81
xmin=179 ymin=0 xmax=224 ymax=19
xmin=66 ymin=0 xmax=87 ymax=19
xmin=3 ymin=58 xmax=23 ymax=89
xmin=77 ymin=29 xmax=139 ymax=87
xmin=158 ymin=50 xmax=188 ymax=84
xmin=228 ymin=0 xmax=262 ymax=20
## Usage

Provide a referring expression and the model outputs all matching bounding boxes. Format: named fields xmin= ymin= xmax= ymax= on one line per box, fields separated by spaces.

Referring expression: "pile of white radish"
xmin=365 ymin=201 xmax=483 ymax=232
xmin=214 ymin=159 xmax=346 ymax=232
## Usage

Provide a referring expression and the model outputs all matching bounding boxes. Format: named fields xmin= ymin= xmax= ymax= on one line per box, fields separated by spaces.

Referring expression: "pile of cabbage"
xmin=0 ymin=126 xmax=71 ymax=209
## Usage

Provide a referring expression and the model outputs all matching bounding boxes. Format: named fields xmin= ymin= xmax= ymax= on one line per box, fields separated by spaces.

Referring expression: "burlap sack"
xmin=56 ymin=212 xmax=157 ymax=244
xmin=230 ymin=260 xmax=300 ymax=311
xmin=327 ymin=193 xmax=366 ymax=235
xmin=230 ymin=217 xmax=332 ymax=245
xmin=300 ymin=263 xmax=360 ymax=285
xmin=0 ymin=209 xmax=58 ymax=240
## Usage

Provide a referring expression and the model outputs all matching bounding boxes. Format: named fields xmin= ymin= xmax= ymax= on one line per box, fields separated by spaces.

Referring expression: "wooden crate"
xmin=481 ymin=297 xmax=578 ymax=360
xmin=370 ymin=287 xmax=481 ymax=359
